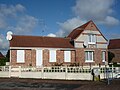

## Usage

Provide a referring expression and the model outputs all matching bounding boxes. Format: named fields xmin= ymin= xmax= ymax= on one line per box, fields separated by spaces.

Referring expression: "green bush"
xmin=0 ymin=58 xmax=7 ymax=66
xmin=109 ymin=62 xmax=120 ymax=67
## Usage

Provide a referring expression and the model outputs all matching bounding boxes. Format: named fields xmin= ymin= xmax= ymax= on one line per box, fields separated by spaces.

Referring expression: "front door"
xmin=36 ymin=50 xmax=43 ymax=66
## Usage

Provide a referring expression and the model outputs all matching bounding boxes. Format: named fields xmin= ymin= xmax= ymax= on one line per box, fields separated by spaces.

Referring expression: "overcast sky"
xmin=0 ymin=0 xmax=120 ymax=55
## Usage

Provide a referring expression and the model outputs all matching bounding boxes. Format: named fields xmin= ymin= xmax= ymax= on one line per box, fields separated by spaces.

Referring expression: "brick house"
xmin=9 ymin=20 xmax=108 ymax=67
xmin=108 ymin=39 xmax=120 ymax=63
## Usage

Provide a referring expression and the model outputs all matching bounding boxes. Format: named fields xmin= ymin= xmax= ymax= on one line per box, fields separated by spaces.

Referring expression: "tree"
xmin=108 ymin=51 xmax=115 ymax=63
xmin=0 ymin=58 xmax=6 ymax=66
xmin=0 ymin=50 xmax=10 ymax=66
xmin=6 ymin=50 xmax=10 ymax=62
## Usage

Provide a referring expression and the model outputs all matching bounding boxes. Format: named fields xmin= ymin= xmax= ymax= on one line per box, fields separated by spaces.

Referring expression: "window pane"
xmin=17 ymin=50 xmax=25 ymax=63
xmin=88 ymin=34 xmax=96 ymax=43
xmin=36 ymin=50 xmax=43 ymax=66
xmin=89 ymin=52 xmax=93 ymax=60
xmin=85 ymin=51 xmax=94 ymax=62
xmin=93 ymin=35 xmax=96 ymax=42
xmin=49 ymin=50 xmax=56 ymax=62
xmin=64 ymin=51 xmax=71 ymax=62
xmin=102 ymin=51 xmax=105 ymax=62
xmin=85 ymin=52 xmax=88 ymax=60
xmin=89 ymin=35 xmax=91 ymax=42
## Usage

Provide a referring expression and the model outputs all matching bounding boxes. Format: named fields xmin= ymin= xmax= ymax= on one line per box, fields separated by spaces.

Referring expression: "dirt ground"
xmin=0 ymin=78 xmax=120 ymax=90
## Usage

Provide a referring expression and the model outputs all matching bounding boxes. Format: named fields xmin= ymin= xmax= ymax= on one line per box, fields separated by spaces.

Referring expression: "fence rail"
xmin=0 ymin=66 xmax=120 ymax=80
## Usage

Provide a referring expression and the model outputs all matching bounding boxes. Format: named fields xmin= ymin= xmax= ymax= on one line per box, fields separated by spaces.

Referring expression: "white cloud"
xmin=0 ymin=17 xmax=7 ymax=29
xmin=73 ymin=0 xmax=113 ymax=20
xmin=0 ymin=4 xmax=38 ymax=34
xmin=47 ymin=33 xmax=56 ymax=37
xmin=8 ymin=15 xmax=38 ymax=35
xmin=0 ymin=4 xmax=38 ymax=54
xmin=0 ymin=34 xmax=9 ymax=51
xmin=57 ymin=0 xmax=119 ymax=37
xmin=15 ymin=4 xmax=25 ymax=12
xmin=72 ymin=0 xmax=119 ymax=25
xmin=56 ymin=17 xmax=86 ymax=37
xmin=99 ymin=16 xmax=119 ymax=26
xmin=0 ymin=4 xmax=25 ymax=17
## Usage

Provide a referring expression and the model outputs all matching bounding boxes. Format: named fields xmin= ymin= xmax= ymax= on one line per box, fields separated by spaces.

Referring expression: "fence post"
xmin=9 ymin=66 xmax=11 ymax=77
xmin=41 ymin=66 xmax=44 ymax=79
xmin=65 ymin=66 xmax=68 ymax=79
xmin=19 ymin=66 xmax=21 ymax=78
xmin=112 ymin=64 xmax=113 ymax=79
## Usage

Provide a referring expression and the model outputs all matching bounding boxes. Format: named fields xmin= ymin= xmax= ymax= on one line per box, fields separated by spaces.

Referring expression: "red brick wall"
xmin=10 ymin=48 xmax=107 ymax=67
xmin=11 ymin=50 xmax=17 ymax=66
xmin=43 ymin=50 xmax=76 ymax=66
xmin=10 ymin=50 xmax=36 ymax=67
xmin=43 ymin=49 xmax=49 ymax=66
xmin=75 ymin=48 xmax=108 ymax=66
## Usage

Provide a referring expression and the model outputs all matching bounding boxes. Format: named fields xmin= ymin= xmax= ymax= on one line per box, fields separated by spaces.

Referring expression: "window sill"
xmin=16 ymin=62 xmax=25 ymax=64
xmin=102 ymin=60 xmax=105 ymax=62
xmin=85 ymin=61 xmax=94 ymax=63
xmin=88 ymin=42 xmax=96 ymax=44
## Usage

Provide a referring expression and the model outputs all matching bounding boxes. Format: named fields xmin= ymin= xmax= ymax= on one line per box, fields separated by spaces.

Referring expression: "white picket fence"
xmin=0 ymin=66 xmax=120 ymax=80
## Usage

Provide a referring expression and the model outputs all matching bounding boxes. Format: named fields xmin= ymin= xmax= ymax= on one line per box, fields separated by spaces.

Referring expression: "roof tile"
xmin=108 ymin=39 xmax=120 ymax=49
xmin=10 ymin=35 xmax=74 ymax=48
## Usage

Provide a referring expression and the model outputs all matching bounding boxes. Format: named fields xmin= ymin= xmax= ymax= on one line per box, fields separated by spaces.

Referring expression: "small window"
xmin=49 ymin=50 xmax=56 ymax=62
xmin=17 ymin=50 xmax=25 ymax=63
xmin=85 ymin=51 xmax=94 ymax=62
xmin=102 ymin=51 xmax=106 ymax=62
xmin=88 ymin=34 xmax=96 ymax=44
xmin=64 ymin=51 xmax=71 ymax=62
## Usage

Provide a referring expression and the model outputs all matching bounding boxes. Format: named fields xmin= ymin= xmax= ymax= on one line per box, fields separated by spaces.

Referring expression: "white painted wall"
xmin=74 ymin=30 xmax=107 ymax=49
xmin=97 ymin=36 xmax=107 ymax=42
xmin=97 ymin=44 xmax=107 ymax=48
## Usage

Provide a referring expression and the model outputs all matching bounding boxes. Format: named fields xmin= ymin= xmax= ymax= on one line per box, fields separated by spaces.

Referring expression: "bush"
xmin=109 ymin=62 xmax=120 ymax=67
xmin=0 ymin=58 xmax=7 ymax=66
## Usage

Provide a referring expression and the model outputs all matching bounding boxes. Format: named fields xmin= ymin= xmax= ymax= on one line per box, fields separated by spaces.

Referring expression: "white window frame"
xmin=102 ymin=51 xmax=106 ymax=62
xmin=49 ymin=50 xmax=56 ymax=62
xmin=17 ymin=50 xmax=25 ymax=63
xmin=88 ymin=34 xmax=96 ymax=44
xmin=64 ymin=51 xmax=71 ymax=62
xmin=85 ymin=51 xmax=94 ymax=62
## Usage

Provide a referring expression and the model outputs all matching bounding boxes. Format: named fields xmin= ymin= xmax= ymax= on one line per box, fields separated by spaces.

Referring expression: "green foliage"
xmin=108 ymin=51 xmax=115 ymax=63
xmin=0 ymin=50 xmax=10 ymax=66
xmin=6 ymin=50 xmax=10 ymax=62
xmin=109 ymin=62 xmax=120 ymax=67
xmin=0 ymin=57 xmax=7 ymax=66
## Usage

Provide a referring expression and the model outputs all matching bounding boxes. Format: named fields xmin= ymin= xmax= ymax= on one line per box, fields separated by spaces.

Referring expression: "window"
xmin=88 ymin=34 xmax=96 ymax=44
xmin=85 ymin=51 xmax=94 ymax=62
xmin=49 ymin=50 xmax=56 ymax=62
xmin=64 ymin=51 xmax=71 ymax=62
xmin=17 ymin=50 xmax=25 ymax=63
xmin=102 ymin=51 xmax=106 ymax=62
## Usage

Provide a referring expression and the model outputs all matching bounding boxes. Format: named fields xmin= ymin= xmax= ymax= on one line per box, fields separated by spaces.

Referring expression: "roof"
xmin=108 ymin=39 xmax=120 ymax=49
xmin=67 ymin=20 xmax=107 ymax=41
xmin=0 ymin=52 xmax=5 ymax=59
xmin=67 ymin=20 xmax=91 ymax=39
xmin=10 ymin=35 xmax=74 ymax=48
